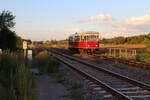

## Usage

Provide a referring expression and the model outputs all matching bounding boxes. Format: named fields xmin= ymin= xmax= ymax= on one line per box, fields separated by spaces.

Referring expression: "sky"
xmin=0 ymin=0 xmax=150 ymax=41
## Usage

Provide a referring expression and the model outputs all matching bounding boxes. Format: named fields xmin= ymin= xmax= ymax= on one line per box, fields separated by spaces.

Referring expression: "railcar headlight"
xmin=96 ymin=45 xmax=98 ymax=47
xmin=88 ymin=45 xmax=90 ymax=47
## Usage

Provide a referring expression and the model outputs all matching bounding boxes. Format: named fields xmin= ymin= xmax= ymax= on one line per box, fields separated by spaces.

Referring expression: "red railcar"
xmin=68 ymin=31 xmax=100 ymax=53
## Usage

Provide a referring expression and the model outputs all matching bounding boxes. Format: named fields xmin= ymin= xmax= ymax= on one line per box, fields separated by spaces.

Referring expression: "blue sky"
xmin=0 ymin=0 xmax=150 ymax=41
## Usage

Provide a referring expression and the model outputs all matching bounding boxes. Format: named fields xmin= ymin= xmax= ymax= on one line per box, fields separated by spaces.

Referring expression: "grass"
xmin=101 ymin=44 xmax=146 ymax=48
xmin=50 ymin=72 xmax=62 ymax=83
xmin=32 ymin=50 xmax=61 ymax=80
xmin=134 ymin=52 xmax=150 ymax=63
xmin=66 ymin=89 xmax=84 ymax=100
xmin=70 ymin=82 xmax=83 ymax=90
xmin=63 ymin=82 xmax=84 ymax=100
xmin=0 ymin=53 xmax=36 ymax=100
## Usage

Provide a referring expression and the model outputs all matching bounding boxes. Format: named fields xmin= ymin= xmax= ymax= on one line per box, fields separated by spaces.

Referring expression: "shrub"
xmin=135 ymin=53 xmax=150 ymax=63
xmin=33 ymin=50 xmax=59 ymax=74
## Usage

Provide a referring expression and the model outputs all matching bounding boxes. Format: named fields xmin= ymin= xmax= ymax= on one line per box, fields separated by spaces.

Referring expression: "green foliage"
xmin=0 ymin=53 xmax=36 ymax=100
xmin=70 ymin=82 xmax=83 ymax=90
xmin=33 ymin=51 xmax=59 ymax=74
xmin=135 ymin=53 xmax=150 ymax=63
xmin=0 ymin=54 xmax=18 ymax=88
xmin=66 ymin=89 xmax=84 ymax=99
xmin=46 ymin=40 xmax=58 ymax=45
xmin=0 ymin=10 xmax=15 ymax=30
xmin=16 ymin=36 xmax=23 ymax=50
xmin=64 ymin=82 xmax=84 ymax=99
xmin=0 ymin=10 xmax=19 ymax=51
xmin=101 ymin=33 xmax=150 ymax=44
xmin=144 ymin=36 xmax=150 ymax=51
xmin=134 ymin=35 xmax=150 ymax=63
xmin=15 ymin=64 xmax=36 ymax=100
xmin=113 ymin=37 xmax=126 ymax=44
xmin=50 ymin=40 xmax=58 ymax=45
xmin=0 ymin=28 xmax=17 ymax=50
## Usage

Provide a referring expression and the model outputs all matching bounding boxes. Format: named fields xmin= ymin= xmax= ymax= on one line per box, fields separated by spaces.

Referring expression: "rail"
xmin=53 ymin=54 xmax=130 ymax=100
xmin=88 ymin=54 xmax=150 ymax=70
xmin=50 ymin=49 xmax=150 ymax=100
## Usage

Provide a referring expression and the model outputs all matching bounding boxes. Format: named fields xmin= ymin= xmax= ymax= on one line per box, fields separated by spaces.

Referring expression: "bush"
xmin=135 ymin=53 xmax=150 ymax=63
xmin=33 ymin=51 xmax=59 ymax=74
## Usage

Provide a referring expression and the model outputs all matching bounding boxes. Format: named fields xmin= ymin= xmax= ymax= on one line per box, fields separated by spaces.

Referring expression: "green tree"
xmin=16 ymin=36 xmax=23 ymax=49
xmin=0 ymin=10 xmax=17 ymax=51
xmin=0 ymin=28 xmax=17 ymax=50
xmin=0 ymin=10 xmax=15 ymax=30
xmin=144 ymin=35 xmax=150 ymax=52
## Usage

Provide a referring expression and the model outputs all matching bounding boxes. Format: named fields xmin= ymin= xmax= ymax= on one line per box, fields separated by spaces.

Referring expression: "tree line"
xmin=101 ymin=33 xmax=150 ymax=44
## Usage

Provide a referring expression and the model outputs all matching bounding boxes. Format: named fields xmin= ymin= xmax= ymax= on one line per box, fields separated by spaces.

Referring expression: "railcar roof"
xmin=78 ymin=31 xmax=99 ymax=34
xmin=69 ymin=31 xmax=99 ymax=37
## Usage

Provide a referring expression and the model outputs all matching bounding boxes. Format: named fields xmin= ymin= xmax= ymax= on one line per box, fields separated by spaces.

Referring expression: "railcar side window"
xmin=81 ymin=36 xmax=84 ymax=41
xmin=84 ymin=36 xmax=86 ymax=41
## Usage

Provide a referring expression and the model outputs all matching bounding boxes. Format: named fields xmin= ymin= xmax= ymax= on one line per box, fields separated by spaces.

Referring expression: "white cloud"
xmin=111 ymin=14 xmax=150 ymax=33
xmin=121 ymin=15 xmax=150 ymax=26
xmin=18 ymin=14 xmax=150 ymax=41
xmin=98 ymin=14 xmax=150 ymax=38
xmin=79 ymin=14 xmax=112 ymax=23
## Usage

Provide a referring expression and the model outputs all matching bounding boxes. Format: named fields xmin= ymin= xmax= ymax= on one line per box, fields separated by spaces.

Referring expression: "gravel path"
xmin=35 ymin=75 xmax=74 ymax=100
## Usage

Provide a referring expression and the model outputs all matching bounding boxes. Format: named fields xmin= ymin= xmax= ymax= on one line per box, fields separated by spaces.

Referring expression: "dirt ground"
xmin=35 ymin=75 xmax=74 ymax=100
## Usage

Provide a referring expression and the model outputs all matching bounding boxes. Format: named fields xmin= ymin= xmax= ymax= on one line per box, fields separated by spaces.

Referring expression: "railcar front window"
xmin=86 ymin=35 xmax=98 ymax=41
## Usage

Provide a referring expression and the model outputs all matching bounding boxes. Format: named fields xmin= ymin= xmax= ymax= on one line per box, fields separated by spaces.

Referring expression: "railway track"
xmin=50 ymin=49 xmax=150 ymax=100
xmin=87 ymin=54 xmax=150 ymax=70
xmin=49 ymin=48 xmax=150 ymax=70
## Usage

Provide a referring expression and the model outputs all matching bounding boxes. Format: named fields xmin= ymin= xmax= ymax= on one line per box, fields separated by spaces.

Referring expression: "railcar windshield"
xmin=86 ymin=35 xmax=99 ymax=41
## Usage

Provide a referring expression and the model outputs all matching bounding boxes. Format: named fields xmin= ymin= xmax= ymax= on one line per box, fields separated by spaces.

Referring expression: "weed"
xmin=65 ymin=88 xmax=84 ymax=100
xmin=135 ymin=52 xmax=150 ymax=63
xmin=70 ymin=82 xmax=83 ymax=90
xmin=33 ymin=50 xmax=60 ymax=74
xmin=0 ymin=53 xmax=36 ymax=100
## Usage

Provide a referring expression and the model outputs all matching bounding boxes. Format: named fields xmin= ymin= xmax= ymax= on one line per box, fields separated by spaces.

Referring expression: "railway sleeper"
xmin=116 ymin=87 xmax=140 ymax=91
xmin=129 ymin=95 xmax=150 ymax=100
xmin=102 ymin=81 xmax=133 ymax=87
xmin=53 ymin=51 xmax=150 ymax=100
xmin=122 ymin=91 xmax=150 ymax=96
xmin=111 ymin=85 xmax=135 ymax=89
xmin=84 ymin=79 xmax=115 ymax=99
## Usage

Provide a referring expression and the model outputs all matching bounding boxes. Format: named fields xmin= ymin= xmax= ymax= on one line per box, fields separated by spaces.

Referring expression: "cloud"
xmin=96 ymin=14 xmax=150 ymax=38
xmin=119 ymin=15 xmax=150 ymax=26
xmin=111 ymin=14 xmax=150 ymax=33
xmin=79 ymin=14 xmax=112 ymax=23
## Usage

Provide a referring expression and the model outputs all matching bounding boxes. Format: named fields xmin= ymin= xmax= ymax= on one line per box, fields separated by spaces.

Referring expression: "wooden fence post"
xmin=119 ymin=48 xmax=122 ymax=57
xmin=113 ymin=48 xmax=116 ymax=57
xmin=125 ymin=49 xmax=127 ymax=58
